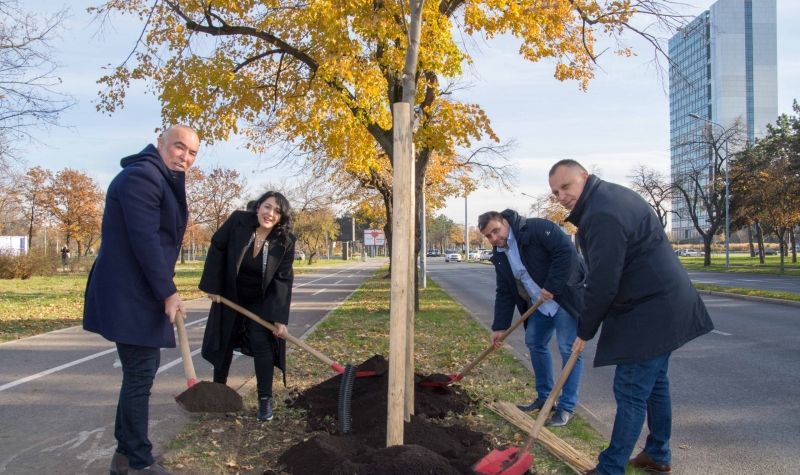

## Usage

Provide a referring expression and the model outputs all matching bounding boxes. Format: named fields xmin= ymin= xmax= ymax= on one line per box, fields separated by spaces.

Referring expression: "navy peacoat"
xmin=566 ymin=175 xmax=714 ymax=367
xmin=83 ymin=144 xmax=188 ymax=348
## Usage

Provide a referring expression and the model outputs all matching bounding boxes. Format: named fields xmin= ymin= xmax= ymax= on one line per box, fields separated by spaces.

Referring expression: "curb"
xmin=697 ymin=289 xmax=800 ymax=308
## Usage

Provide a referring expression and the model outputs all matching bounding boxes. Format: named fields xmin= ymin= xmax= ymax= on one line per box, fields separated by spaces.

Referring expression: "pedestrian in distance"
xmin=200 ymin=191 xmax=296 ymax=423
xmin=548 ymin=159 xmax=714 ymax=475
xmin=478 ymin=209 xmax=586 ymax=427
xmin=83 ymin=125 xmax=200 ymax=475
xmin=60 ymin=245 xmax=70 ymax=270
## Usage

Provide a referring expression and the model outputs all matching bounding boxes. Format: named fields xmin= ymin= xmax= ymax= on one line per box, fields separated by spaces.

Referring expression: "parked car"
xmin=479 ymin=250 xmax=493 ymax=261
xmin=445 ymin=252 xmax=462 ymax=262
xmin=294 ymin=250 xmax=306 ymax=261
xmin=677 ymin=249 xmax=703 ymax=257
xmin=764 ymin=247 xmax=777 ymax=255
xmin=467 ymin=250 xmax=481 ymax=261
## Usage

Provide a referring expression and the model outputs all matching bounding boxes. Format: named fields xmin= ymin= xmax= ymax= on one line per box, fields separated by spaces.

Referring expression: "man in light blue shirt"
xmin=479 ymin=209 xmax=585 ymax=426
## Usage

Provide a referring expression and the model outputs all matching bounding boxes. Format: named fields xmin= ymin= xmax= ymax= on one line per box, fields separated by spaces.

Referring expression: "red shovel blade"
xmin=331 ymin=362 xmax=379 ymax=378
xmin=473 ymin=447 xmax=533 ymax=475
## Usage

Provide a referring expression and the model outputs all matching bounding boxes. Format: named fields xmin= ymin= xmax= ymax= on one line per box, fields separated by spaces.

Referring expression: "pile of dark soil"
xmin=279 ymin=355 xmax=497 ymax=474
xmin=174 ymin=381 xmax=243 ymax=413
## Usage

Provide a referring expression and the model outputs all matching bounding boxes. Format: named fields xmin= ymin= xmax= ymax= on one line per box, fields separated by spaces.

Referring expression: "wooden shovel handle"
xmin=457 ymin=298 xmax=544 ymax=379
xmin=174 ymin=310 xmax=197 ymax=387
xmin=218 ymin=296 xmax=337 ymax=369
xmin=522 ymin=348 xmax=582 ymax=452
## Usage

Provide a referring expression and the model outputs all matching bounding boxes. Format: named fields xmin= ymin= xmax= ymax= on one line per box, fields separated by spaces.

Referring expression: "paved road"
xmin=0 ymin=260 xmax=384 ymax=474
xmin=686 ymin=270 xmax=800 ymax=294
xmin=428 ymin=259 xmax=800 ymax=475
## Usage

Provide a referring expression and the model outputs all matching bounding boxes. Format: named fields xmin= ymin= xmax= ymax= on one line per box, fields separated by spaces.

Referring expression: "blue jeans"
xmin=524 ymin=307 xmax=583 ymax=413
xmin=596 ymin=353 xmax=672 ymax=475
xmin=115 ymin=343 xmax=160 ymax=469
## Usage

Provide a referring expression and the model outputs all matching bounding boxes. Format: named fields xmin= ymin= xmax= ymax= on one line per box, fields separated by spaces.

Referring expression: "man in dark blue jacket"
xmin=84 ymin=125 xmax=199 ymax=475
xmin=479 ymin=209 xmax=585 ymax=427
xmin=549 ymin=159 xmax=713 ymax=475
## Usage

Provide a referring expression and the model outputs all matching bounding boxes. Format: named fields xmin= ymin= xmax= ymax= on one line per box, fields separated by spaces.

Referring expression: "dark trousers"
xmin=213 ymin=316 xmax=276 ymax=399
xmin=115 ymin=342 xmax=160 ymax=469
xmin=596 ymin=352 xmax=672 ymax=475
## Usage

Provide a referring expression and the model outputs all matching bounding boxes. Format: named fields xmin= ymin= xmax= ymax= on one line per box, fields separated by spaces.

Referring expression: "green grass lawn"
xmin=679 ymin=253 xmax=800 ymax=275
xmin=0 ymin=258 xmax=369 ymax=343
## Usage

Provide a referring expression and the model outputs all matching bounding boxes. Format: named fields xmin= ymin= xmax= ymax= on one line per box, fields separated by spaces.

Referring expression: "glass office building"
xmin=668 ymin=0 xmax=777 ymax=242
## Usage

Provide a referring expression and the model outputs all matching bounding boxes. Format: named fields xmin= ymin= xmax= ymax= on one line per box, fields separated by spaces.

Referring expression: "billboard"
xmin=363 ymin=229 xmax=385 ymax=246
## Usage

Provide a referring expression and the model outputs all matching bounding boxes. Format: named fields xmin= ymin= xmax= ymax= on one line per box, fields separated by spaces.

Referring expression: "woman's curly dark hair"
xmin=248 ymin=191 xmax=294 ymax=243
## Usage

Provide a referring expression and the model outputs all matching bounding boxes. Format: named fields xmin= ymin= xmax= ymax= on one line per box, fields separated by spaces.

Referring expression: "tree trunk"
xmin=790 ymin=226 xmax=797 ymax=264
xmin=777 ymin=228 xmax=786 ymax=272
xmin=755 ymin=221 xmax=765 ymax=264
xmin=747 ymin=224 xmax=756 ymax=257
xmin=703 ymin=235 xmax=713 ymax=266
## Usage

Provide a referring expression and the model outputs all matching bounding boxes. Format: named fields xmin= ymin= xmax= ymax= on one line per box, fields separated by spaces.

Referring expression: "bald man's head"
xmin=548 ymin=160 xmax=589 ymax=211
xmin=157 ymin=125 xmax=199 ymax=172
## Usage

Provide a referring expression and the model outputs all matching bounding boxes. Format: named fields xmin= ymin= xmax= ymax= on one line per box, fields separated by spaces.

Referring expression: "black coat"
xmin=490 ymin=210 xmax=586 ymax=331
xmin=199 ymin=210 xmax=295 ymax=372
xmin=566 ymin=175 xmax=714 ymax=367
xmin=83 ymin=144 xmax=187 ymax=348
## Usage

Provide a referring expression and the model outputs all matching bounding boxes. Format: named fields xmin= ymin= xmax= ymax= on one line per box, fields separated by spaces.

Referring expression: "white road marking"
xmin=0 ymin=264 xmax=375 ymax=394
xmin=313 ymin=288 xmax=326 ymax=295
xmin=711 ymin=329 xmax=732 ymax=336
xmin=0 ymin=317 xmax=209 ymax=393
xmin=335 ymin=279 xmax=343 ymax=284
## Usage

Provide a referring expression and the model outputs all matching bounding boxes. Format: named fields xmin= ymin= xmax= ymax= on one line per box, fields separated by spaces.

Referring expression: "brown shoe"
xmin=629 ymin=451 xmax=672 ymax=473
xmin=110 ymin=451 xmax=129 ymax=475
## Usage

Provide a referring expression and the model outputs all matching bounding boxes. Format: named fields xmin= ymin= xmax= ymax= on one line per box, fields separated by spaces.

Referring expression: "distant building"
xmin=668 ymin=0 xmax=777 ymax=242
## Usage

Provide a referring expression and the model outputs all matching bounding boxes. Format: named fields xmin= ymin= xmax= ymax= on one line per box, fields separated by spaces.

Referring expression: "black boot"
xmin=257 ymin=397 xmax=273 ymax=421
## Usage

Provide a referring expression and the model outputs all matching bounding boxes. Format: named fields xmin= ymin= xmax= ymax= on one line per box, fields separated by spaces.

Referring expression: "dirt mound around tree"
xmin=174 ymin=381 xmax=243 ymax=413
xmin=279 ymin=355 xmax=499 ymax=474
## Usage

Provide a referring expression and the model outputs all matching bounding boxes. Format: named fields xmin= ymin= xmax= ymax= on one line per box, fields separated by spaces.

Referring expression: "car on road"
xmin=479 ymin=250 xmax=493 ymax=261
xmin=467 ymin=250 xmax=481 ymax=261
xmin=294 ymin=250 xmax=306 ymax=261
xmin=445 ymin=252 xmax=462 ymax=262
xmin=677 ymin=249 xmax=704 ymax=257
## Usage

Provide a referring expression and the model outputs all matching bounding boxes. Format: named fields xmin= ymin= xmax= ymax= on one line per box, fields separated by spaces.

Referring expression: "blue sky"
xmin=21 ymin=1 xmax=800 ymax=228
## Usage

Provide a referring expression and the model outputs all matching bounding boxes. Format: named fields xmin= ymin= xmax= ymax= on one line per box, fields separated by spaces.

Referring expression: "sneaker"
xmin=516 ymin=398 xmax=546 ymax=412
xmin=110 ymin=451 xmax=129 ymax=475
xmin=629 ymin=451 xmax=672 ymax=473
xmin=128 ymin=462 xmax=172 ymax=474
xmin=257 ymin=397 xmax=273 ymax=421
xmin=546 ymin=408 xmax=573 ymax=427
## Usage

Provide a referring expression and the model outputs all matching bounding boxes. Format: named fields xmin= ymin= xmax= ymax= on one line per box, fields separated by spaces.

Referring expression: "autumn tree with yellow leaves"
xmin=92 ymin=0 xmax=680 ymax=254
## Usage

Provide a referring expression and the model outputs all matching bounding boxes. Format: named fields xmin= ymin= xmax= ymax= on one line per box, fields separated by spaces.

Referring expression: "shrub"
xmin=0 ymin=251 xmax=59 ymax=279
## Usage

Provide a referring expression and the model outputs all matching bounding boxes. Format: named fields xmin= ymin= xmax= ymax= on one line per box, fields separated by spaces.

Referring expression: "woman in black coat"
xmin=199 ymin=191 xmax=296 ymax=421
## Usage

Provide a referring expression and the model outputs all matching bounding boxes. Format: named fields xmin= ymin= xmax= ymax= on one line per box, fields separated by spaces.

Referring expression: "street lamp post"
xmin=688 ymin=113 xmax=730 ymax=271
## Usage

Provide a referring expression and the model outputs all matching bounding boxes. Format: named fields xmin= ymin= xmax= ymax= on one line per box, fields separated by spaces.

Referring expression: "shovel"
xmin=218 ymin=296 xmax=382 ymax=378
xmin=173 ymin=309 xmax=244 ymax=413
xmin=418 ymin=298 xmax=543 ymax=388
xmin=473 ymin=348 xmax=583 ymax=475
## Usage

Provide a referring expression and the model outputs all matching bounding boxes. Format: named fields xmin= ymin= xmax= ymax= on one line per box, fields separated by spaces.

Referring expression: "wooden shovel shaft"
xmin=521 ymin=348 xmax=582 ymax=453
xmin=218 ymin=296 xmax=337 ymax=369
xmin=457 ymin=298 xmax=544 ymax=379
xmin=174 ymin=310 xmax=197 ymax=387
